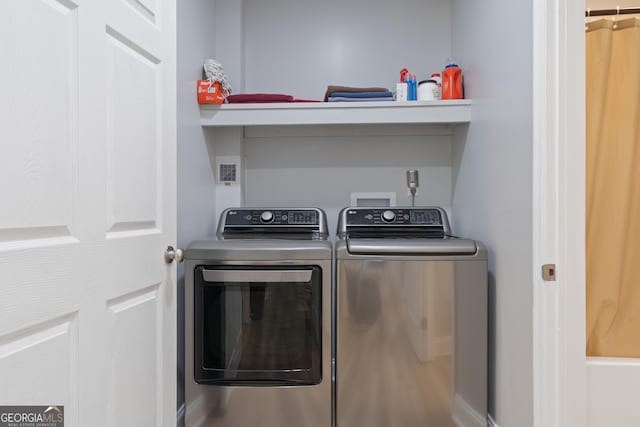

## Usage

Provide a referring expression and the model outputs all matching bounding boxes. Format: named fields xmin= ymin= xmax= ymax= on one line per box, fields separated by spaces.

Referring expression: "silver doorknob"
xmin=165 ymin=246 xmax=184 ymax=263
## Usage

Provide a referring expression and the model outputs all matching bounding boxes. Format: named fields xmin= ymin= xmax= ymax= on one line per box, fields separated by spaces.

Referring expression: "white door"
xmin=0 ymin=0 xmax=176 ymax=426
xmin=538 ymin=0 xmax=640 ymax=426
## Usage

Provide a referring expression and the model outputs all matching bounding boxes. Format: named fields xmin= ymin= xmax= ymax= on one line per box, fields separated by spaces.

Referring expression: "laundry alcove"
xmin=177 ymin=1 xmax=535 ymax=426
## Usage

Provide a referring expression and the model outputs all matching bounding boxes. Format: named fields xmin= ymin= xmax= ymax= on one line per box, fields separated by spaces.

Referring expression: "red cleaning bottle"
xmin=442 ymin=58 xmax=463 ymax=100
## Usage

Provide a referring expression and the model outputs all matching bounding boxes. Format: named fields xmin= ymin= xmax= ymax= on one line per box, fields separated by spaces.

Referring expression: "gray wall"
xmin=451 ymin=0 xmax=534 ymax=426
xmin=243 ymin=124 xmax=454 ymax=229
xmin=242 ymin=0 xmax=452 ymax=100
xmin=234 ymin=0 xmax=457 ymax=232
xmin=177 ymin=0 xmax=218 ymax=423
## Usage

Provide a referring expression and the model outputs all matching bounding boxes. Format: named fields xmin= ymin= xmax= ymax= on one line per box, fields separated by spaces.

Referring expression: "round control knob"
xmin=260 ymin=211 xmax=274 ymax=223
xmin=381 ymin=210 xmax=396 ymax=223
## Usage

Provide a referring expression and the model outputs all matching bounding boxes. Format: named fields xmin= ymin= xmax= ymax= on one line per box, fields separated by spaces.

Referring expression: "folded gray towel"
xmin=323 ymin=85 xmax=389 ymax=101
xmin=328 ymin=97 xmax=395 ymax=102
xmin=330 ymin=91 xmax=393 ymax=98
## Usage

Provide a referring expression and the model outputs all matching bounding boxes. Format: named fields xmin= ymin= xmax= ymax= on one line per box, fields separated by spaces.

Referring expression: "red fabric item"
xmin=226 ymin=94 xmax=294 ymax=103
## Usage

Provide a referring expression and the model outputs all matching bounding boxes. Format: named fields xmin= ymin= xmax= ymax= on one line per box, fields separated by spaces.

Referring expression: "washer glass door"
xmin=194 ymin=265 xmax=322 ymax=386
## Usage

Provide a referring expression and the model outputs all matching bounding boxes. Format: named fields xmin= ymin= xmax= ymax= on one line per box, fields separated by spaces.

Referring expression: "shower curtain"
xmin=586 ymin=17 xmax=640 ymax=357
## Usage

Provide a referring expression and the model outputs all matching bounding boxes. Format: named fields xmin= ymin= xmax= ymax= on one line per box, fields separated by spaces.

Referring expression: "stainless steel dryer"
xmin=335 ymin=207 xmax=487 ymax=427
xmin=184 ymin=208 xmax=332 ymax=427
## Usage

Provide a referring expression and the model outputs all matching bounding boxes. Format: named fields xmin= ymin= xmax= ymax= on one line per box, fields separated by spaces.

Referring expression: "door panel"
xmin=0 ymin=0 xmax=176 ymax=426
xmin=107 ymin=285 xmax=160 ymax=426
xmin=106 ymin=26 xmax=161 ymax=235
xmin=588 ymin=359 xmax=640 ymax=426
xmin=122 ymin=0 xmax=158 ymax=25
xmin=0 ymin=0 xmax=79 ymax=247
xmin=0 ymin=314 xmax=78 ymax=411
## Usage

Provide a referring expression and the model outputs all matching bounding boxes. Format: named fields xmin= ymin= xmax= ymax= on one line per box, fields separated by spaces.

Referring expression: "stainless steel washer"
xmin=335 ymin=207 xmax=487 ymax=427
xmin=184 ymin=208 xmax=332 ymax=427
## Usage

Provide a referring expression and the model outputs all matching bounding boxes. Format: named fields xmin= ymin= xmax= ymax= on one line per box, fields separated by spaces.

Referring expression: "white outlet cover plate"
xmin=350 ymin=192 xmax=396 ymax=207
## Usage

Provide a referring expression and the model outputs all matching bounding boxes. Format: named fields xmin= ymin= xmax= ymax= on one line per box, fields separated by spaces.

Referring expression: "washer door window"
xmin=194 ymin=266 xmax=322 ymax=386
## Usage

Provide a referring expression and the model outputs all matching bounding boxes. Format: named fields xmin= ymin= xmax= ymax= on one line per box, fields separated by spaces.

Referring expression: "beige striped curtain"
xmin=586 ymin=17 xmax=640 ymax=357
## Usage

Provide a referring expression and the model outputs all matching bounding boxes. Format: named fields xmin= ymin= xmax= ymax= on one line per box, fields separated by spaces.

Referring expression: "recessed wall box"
xmin=350 ymin=192 xmax=396 ymax=207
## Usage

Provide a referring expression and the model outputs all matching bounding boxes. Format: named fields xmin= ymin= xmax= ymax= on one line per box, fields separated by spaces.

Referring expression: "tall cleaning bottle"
xmin=442 ymin=57 xmax=463 ymax=100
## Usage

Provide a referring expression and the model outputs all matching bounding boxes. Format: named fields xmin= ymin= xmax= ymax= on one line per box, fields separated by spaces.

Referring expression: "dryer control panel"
xmin=224 ymin=209 xmax=319 ymax=226
xmin=217 ymin=207 xmax=329 ymax=239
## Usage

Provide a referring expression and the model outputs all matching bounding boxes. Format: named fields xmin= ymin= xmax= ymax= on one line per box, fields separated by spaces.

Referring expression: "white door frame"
xmin=533 ymin=0 xmax=587 ymax=425
xmin=0 ymin=1 xmax=176 ymax=425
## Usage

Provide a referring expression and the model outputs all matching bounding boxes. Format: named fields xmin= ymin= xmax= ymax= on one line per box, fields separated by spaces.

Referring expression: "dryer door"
xmin=194 ymin=265 xmax=322 ymax=386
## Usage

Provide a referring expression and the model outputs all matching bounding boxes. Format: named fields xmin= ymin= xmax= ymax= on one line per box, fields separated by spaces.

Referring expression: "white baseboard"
xmin=487 ymin=413 xmax=498 ymax=427
xmin=452 ymin=394 xmax=486 ymax=427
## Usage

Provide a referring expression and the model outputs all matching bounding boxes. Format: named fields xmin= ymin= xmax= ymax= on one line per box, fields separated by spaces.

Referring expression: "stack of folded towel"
xmin=324 ymin=85 xmax=393 ymax=102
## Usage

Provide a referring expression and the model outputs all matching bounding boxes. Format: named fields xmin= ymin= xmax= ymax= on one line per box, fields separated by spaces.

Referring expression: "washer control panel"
xmin=338 ymin=206 xmax=452 ymax=239
xmin=345 ymin=208 xmax=442 ymax=226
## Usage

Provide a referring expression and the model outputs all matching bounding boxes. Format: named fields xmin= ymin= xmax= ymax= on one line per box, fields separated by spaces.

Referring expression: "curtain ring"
xmin=613 ymin=5 xmax=620 ymax=28
xmin=585 ymin=8 xmax=590 ymax=31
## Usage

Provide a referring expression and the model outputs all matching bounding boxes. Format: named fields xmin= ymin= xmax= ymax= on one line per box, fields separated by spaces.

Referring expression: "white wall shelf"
xmin=200 ymin=100 xmax=471 ymax=127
